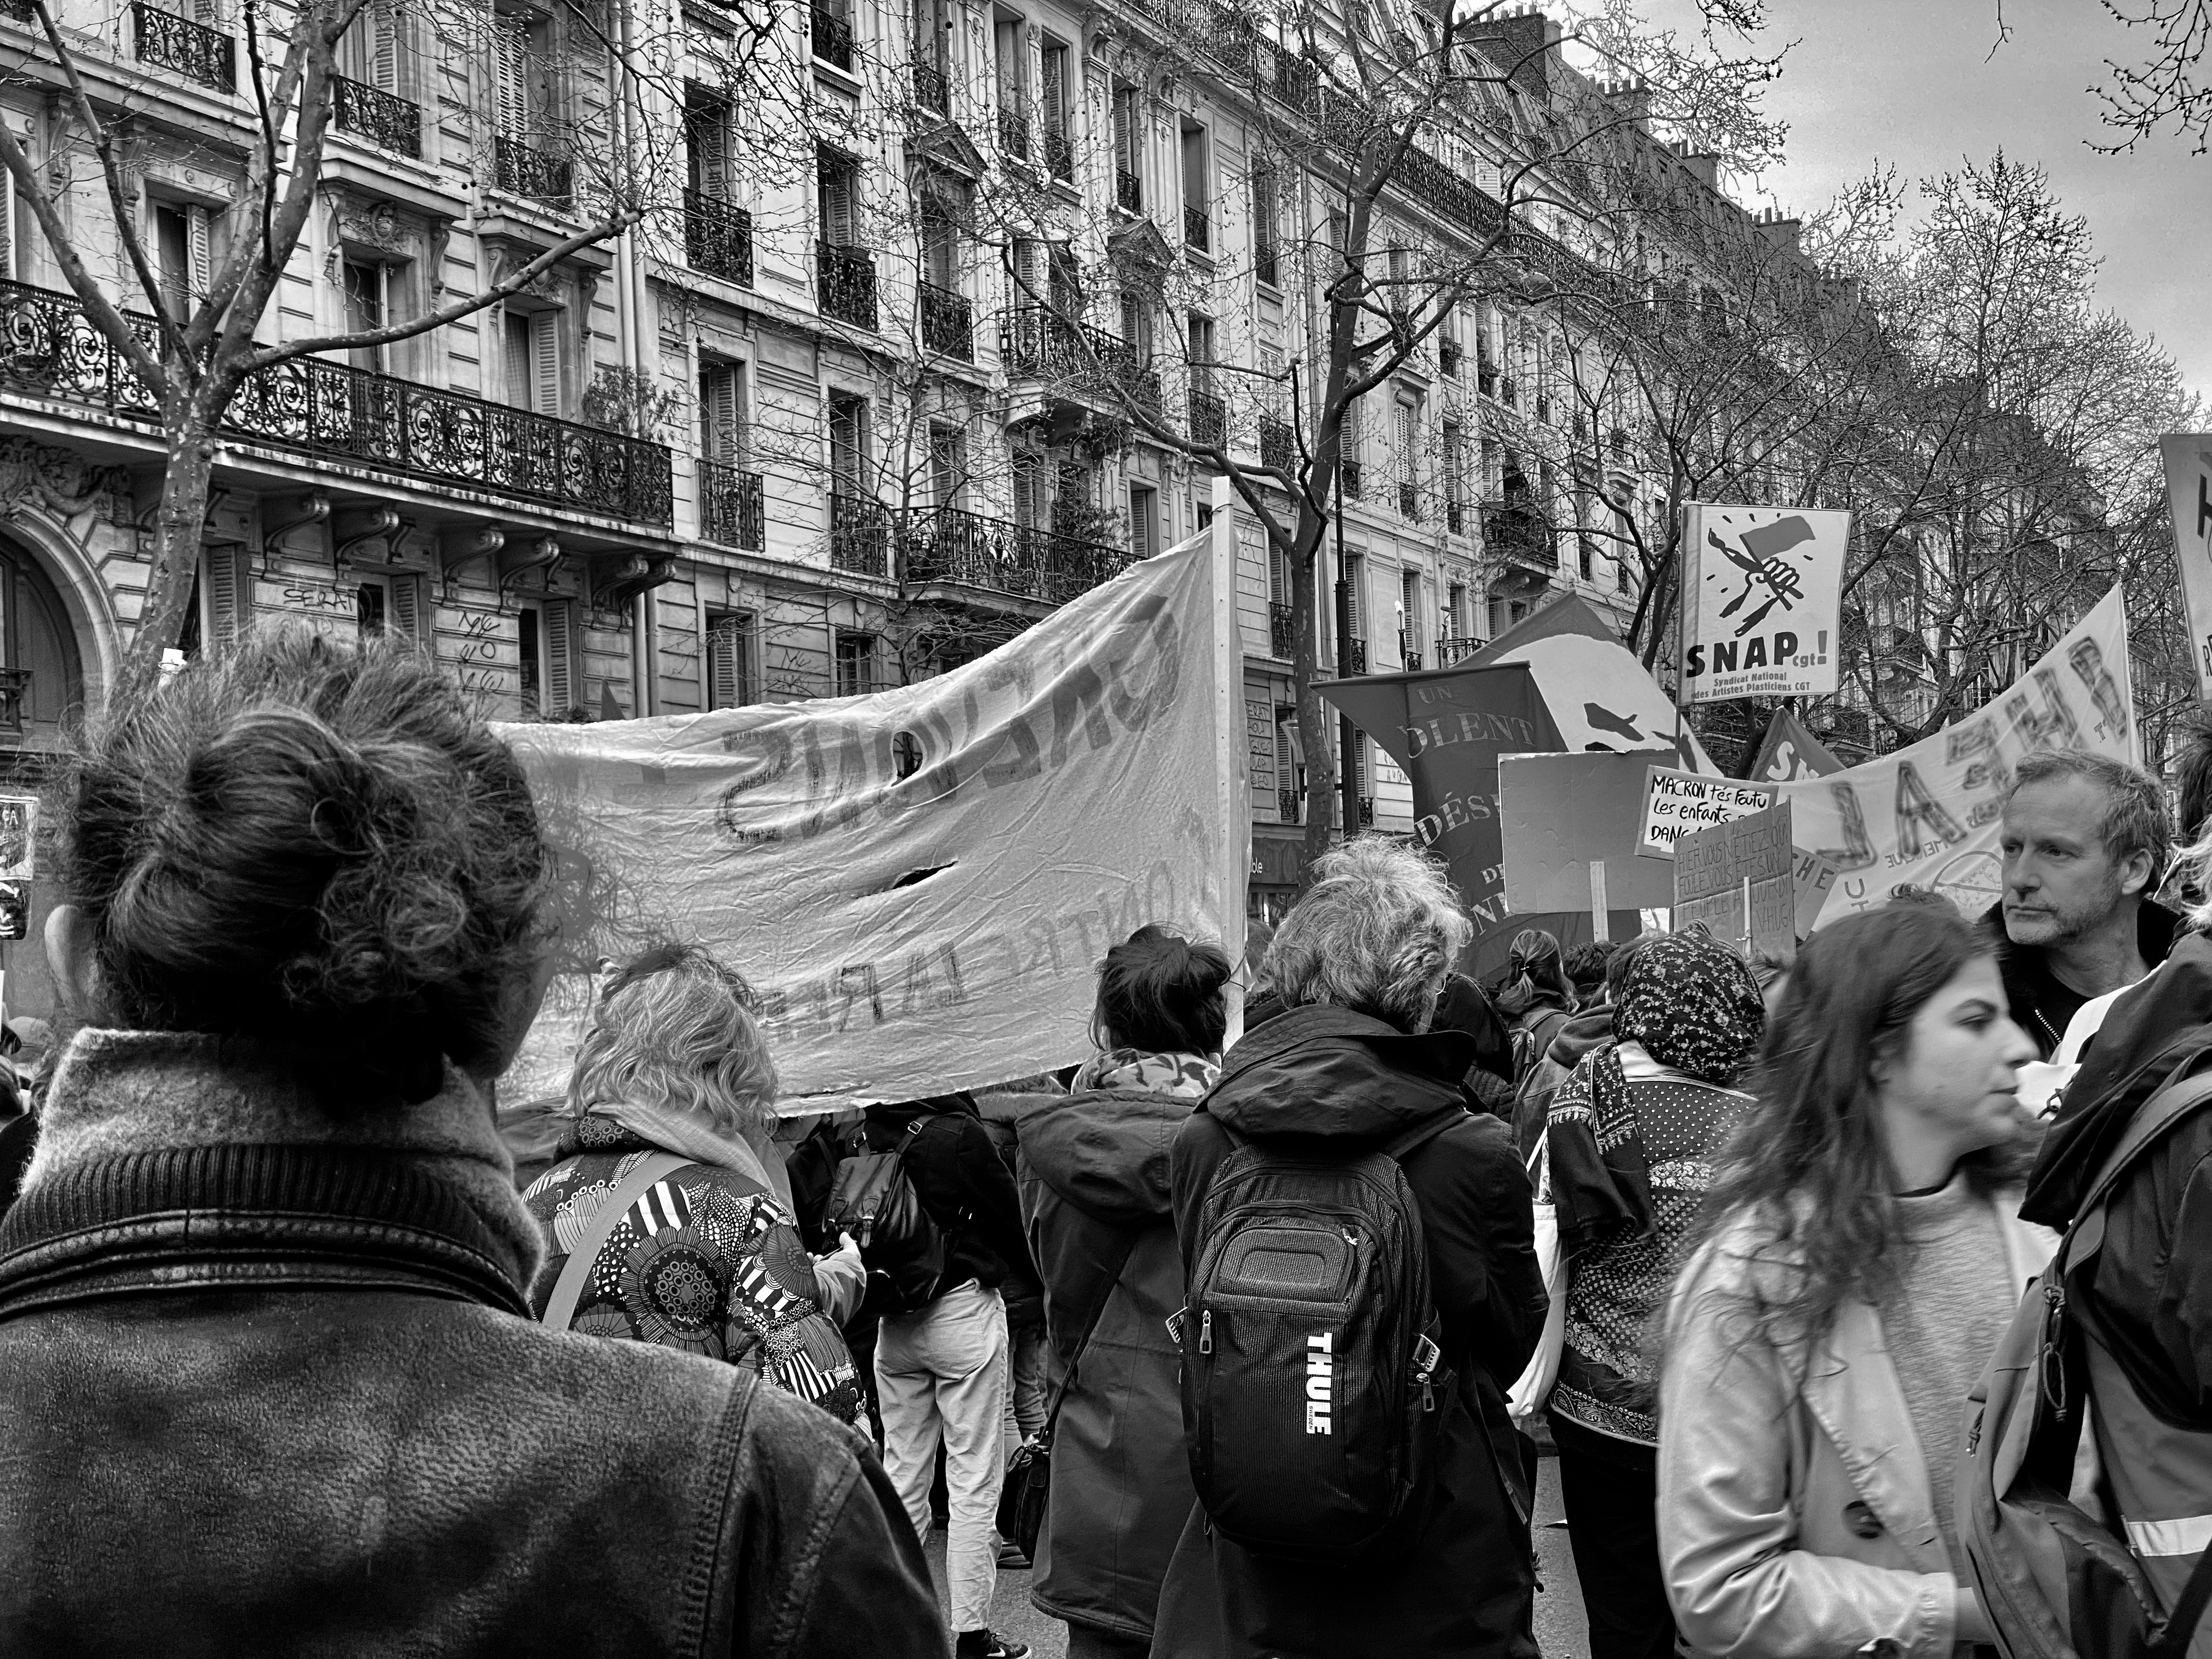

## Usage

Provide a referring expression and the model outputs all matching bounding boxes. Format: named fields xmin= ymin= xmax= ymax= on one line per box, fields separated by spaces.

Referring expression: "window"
xmin=706 ymin=610 xmax=753 ymax=709
xmin=342 ymin=259 xmax=386 ymax=371
xmin=1400 ymin=568 xmax=1421 ymax=664
xmin=929 ymin=422 xmax=966 ymax=509
xmin=1446 ymin=580 xmax=1465 ymax=641
xmin=828 ymin=390 xmax=868 ymax=494
xmin=1040 ymin=40 xmax=1072 ymax=177
xmin=353 ymin=573 xmax=422 ymax=643
xmin=339 ymin=0 xmax=404 ymax=90
xmin=1251 ymin=160 xmax=1279 ymax=285
xmin=686 ymin=87 xmax=732 ymax=201
xmin=503 ymin=306 xmax=558 ymax=414
xmin=698 ymin=358 xmax=746 ymax=461
xmin=1442 ymin=419 xmax=1464 ymax=531
xmin=1275 ymin=705 xmax=1302 ymax=820
xmin=492 ymin=9 xmax=552 ymax=137
xmin=1187 ymin=312 xmax=1215 ymax=392
xmin=1127 ymin=481 xmax=1158 ymax=562
xmin=1395 ymin=400 xmax=1418 ymax=520
xmin=1013 ymin=451 xmax=1044 ymax=527
xmin=1110 ymin=82 xmax=1142 ymax=210
xmin=1119 ymin=290 xmax=1152 ymax=360
xmin=1180 ymin=121 xmax=1209 ymax=249
xmin=993 ymin=17 xmax=1027 ymax=157
xmin=919 ymin=172 xmax=968 ymax=290
xmin=518 ymin=601 xmax=574 ymax=716
xmin=1345 ymin=551 xmax=1364 ymax=641
xmin=152 ymin=202 xmax=209 ymax=318
xmin=835 ymin=632 xmax=877 ymax=697
xmin=816 ymin=145 xmax=859 ymax=246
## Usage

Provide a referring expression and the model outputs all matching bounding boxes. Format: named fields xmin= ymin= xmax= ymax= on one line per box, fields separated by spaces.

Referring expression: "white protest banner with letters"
xmin=1683 ymin=504 xmax=1849 ymax=704
xmin=1780 ymin=583 xmax=2134 ymax=929
xmin=1638 ymin=767 xmax=1776 ymax=856
xmin=2161 ymin=435 xmax=2212 ymax=702
xmin=496 ymin=533 xmax=1245 ymax=1115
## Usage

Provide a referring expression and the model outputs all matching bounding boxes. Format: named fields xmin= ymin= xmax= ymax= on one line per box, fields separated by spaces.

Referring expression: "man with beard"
xmin=1984 ymin=750 xmax=2176 ymax=1060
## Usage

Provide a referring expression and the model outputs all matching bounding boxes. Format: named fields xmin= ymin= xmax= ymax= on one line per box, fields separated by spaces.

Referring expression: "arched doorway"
xmin=0 ymin=534 xmax=86 ymax=741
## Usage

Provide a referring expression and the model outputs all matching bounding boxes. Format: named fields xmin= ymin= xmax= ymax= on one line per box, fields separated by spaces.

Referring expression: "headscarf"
xmin=1548 ymin=929 xmax=1764 ymax=1250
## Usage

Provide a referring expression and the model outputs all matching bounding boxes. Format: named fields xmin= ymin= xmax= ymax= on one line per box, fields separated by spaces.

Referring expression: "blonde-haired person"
xmin=522 ymin=943 xmax=867 ymax=1423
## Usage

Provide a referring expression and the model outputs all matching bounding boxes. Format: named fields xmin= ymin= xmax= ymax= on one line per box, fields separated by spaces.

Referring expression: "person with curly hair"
xmin=1658 ymin=905 xmax=2049 ymax=1658
xmin=522 ymin=943 xmax=868 ymax=1425
xmin=0 ymin=629 xmax=940 ymax=1657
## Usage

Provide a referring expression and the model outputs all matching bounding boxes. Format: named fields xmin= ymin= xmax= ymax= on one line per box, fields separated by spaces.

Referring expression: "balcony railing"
xmin=1478 ymin=363 xmax=1497 ymax=397
xmin=1359 ymin=796 xmax=1375 ymax=827
xmin=996 ymin=103 xmax=1030 ymax=159
xmin=1184 ymin=204 xmax=1210 ymax=251
xmin=898 ymin=503 xmax=1128 ymax=607
xmin=1188 ymin=387 xmax=1225 ymax=447
xmin=0 ymin=278 xmax=672 ymax=523
xmin=1115 ymin=168 xmax=1141 ymax=212
xmin=0 ymin=668 xmax=29 ymax=735
xmin=919 ymin=281 xmax=973 ymax=360
xmin=1001 ymin=306 xmax=1159 ymax=407
xmin=1268 ymin=601 xmax=1293 ymax=659
xmin=1255 ymin=238 xmax=1279 ymax=287
xmin=1398 ymin=481 xmax=1418 ymax=521
xmin=831 ymin=492 xmax=888 ymax=575
xmin=132 ymin=1 xmax=233 ymax=91
xmin=685 ymin=193 xmax=753 ymax=285
xmin=1438 ymin=338 xmax=1460 ymax=377
xmin=1340 ymin=459 xmax=1362 ymax=500
xmin=911 ymin=60 xmax=950 ymax=115
xmin=817 ymin=242 xmax=877 ymax=330
xmin=810 ymin=3 xmax=855 ymax=69
xmin=494 ymin=135 xmax=571 ymax=205
xmin=699 ymin=459 xmax=764 ymax=550
xmin=1484 ymin=498 xmax=1552 ymax=571
xmin=1446 ymin=500 xmax=1464 ymax=535
xmin=1279 ymin=788 xmax=1301 ymax=824
xmin=1043 ymin=127 xmax=1074 ymax=180
xmin=1438 ymin=635 xmax=1486 ymax=665
xmin=1259 ymin=415 xmax=1294 ymax=475
xmin=1345 ymin=638 xmax=1366 ymax=674
xmin=333 ymin=76 xmax=420 ymax=158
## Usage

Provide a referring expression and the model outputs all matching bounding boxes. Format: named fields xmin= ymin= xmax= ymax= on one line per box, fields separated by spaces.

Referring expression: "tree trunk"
xmin=1294 ymin=512 xmax=1336 ymax=883
xmin=122 ymin=415 xmax=221 ymax=693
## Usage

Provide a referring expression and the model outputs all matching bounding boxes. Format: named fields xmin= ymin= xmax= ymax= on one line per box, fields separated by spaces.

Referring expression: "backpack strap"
xmin=540 ymin=1151 xmax=687 ymax=1332
xmin=2153 ymin=1547 xmax=2212 ymax=1659
xmin=1380 ymin=1108 xmax=1466 ymax=1164
xmin=2061 ymin=1068 xmax=2212 ymax=1274
xmin=1037 ymin=1229 xmax=1143 ymax=1444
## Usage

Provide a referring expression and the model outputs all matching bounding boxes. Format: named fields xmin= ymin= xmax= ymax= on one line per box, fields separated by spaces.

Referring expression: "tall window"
xmin=1345 ymin=551 xmax=1364 ymax=642
xmin=1127 ymin=481 xmax=1158 ymax=562
xmin=929 ymin=422 xmax=966 ymax=509
xmin=503 ymin=306 xmax=558 ymax=413
xmin=152 ymin=202 xmax=209 ymax=318
xmin=1110 ymin=82 xmax=1142 ymax=210
xmin=492 ymin=9 xmax=552 ymax=137
xmin=1395 ymin=400 xmax=1418 ymax=520
xmin=1039 ymin=39 xmax=1071 ymax=176
xmin=835 ymin=632 xmax=876 ymax=697
xmin=1187 ymin=313 xmax=1215 ymax=393
xmin=1446 ymin=581 xmax=1466 ymax=641
xmin=1400 ymin=568 xmax=1421 ymax=664
xmin=993 ymin=17 xmax=1027 ymax=156
xmin=1119 ymin=290 xmax=1152 ymax=360
xmin=1251 ymin=160 xmax=1279 ymax=285
xmin=342 ymin=259 xmax=387 ymax=371
xmin=816 ymin=144 xmax=859 ymax=246
xmin=698 ymin=359 xmax=746 ymax=462
xmin=1180 ymin=121 xmax=1209 ymax=248
xmin=706 ymin=609 xmax=753 ymax=708
xmin=1442 ymin=419 xmax=1464 ymax=531
xmin=338 ymin=0 xmax=404 ymax=90
xmin=686 ymin=87 xmax=732 ymax=200
xmin=828 ymin=391 xmax=868 ymax=495
xmin=1013 ymin=452 xmax=1044 ymax=528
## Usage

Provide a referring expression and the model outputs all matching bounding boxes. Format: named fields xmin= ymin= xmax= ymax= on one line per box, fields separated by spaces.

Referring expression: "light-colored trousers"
xmin=876 ymin=1278 xmax=1010 ymax=1634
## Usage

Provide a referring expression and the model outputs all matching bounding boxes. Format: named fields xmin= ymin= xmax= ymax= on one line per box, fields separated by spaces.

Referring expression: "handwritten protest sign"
xmin=1674 ymin=803 xmax=1796 ymax=956
xmin=497 ymin=533 xmax=1245 ymax=1115
xmin=1639 ymin=768 xmax=1776 ymax=857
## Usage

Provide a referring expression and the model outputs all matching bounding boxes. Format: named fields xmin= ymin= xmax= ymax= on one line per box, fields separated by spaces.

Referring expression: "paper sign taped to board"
xmin=1639 ymin=768 xmax=1777 ymax=857
xmin=1673 ymin=804 xmax=1796 ymax=957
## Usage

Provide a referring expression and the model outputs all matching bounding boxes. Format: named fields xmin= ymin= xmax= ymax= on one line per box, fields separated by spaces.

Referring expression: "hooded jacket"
xmin=1014 ymin=1056 xmax=1207 ymax=1643
xmin=1150 ymin=1005 xmax=1545 ymax=1659
xmin=865 ymin=1093 xmax=1035 ymax=1300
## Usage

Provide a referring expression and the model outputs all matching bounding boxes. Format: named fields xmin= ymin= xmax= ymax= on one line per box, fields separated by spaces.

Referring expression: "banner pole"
xmin=1673 ymin=501 xmax=1690 ymax=768
xmin=1212 ymin=477 xmax=1248 ymax=1052
xmin=1590 ymin=859 xmax=1610 ymax=945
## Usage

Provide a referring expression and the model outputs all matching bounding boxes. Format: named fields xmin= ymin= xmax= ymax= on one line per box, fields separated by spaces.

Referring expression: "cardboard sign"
xmin=1498 ymin=751 xmax=1684 ymax=916
xmin=1640 ymin=767 xmax=1777 ymax=857
xmin=2162 ymin=436 xmax=2212 ymax=703
xmin=1674 ymin=803 xmax=1796 ymax=956
xmin=1683 ymin=505 xmax=1849 ymax=704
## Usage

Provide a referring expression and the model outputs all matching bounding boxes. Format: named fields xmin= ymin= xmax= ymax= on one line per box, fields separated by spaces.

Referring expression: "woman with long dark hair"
xmin=1658 ymin=904 xmax=2051 ymax=1657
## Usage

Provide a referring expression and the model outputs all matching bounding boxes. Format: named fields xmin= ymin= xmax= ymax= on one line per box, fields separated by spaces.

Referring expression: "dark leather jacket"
xmin=0 ymin=1062 xmax=944 ymax=1658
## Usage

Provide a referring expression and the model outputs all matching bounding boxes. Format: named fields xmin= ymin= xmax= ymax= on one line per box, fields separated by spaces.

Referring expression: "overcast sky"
xmin=1632 ymin=0 xmax=2210 ymax=403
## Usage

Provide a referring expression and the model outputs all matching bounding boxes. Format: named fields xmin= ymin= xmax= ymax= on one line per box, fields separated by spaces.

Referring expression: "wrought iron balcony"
xmin=896 ymin=503 xmax=1127 ymax=607
xmin=1499 ymin=375 xmax=1518 ymax=409
xmin=1188 ymin=387 xmax=1225 ymax=447
xmin=1438 ymin=635 xmax=1485 ymax=665
xmin=810 ymin=3 xmax=855 ymax=69
xmin=911 ymin=60 xmax=950 ymax=115
xmin=919 ymin=281 xmax=973 ymax=360
xmin=1438 ymin=338 xmax=1460 ymax=377
xmin=1042 ymin=127 xmax=1074 ymax=180
xmin=1398 ymin=481 xmax=1418 ymax=521
xmin=1001 ymin=306 xmax=1158 ymax=407
xmin=996 ymin=102 xmax=1030 ymax=160
xmin=332 ymin=75 xmax=420 ymax=158
xmin=1484 ymin=496 xmax=1553 ymax=571
xmin=132 ymin=1 xmax=233 ymax=91
xmin=817 ymin=242 xmax=877 ymax=330
xmin=1268 ymin=601 xmax=1293 ymax=659
xmin=830 ymin=491 xmax=888 ymax=575
xmin=1259 ymin=415 xmax=1294 ymax=475
xmin=699 ymin=459 xmax=764 ymax=549
xmin=494 ymin=135 xmax=571 ymax=205
xmin=1340 ymin=459 xmax=1362 ymax=500
xmin=1358 ymin=796 xmax=1375 ymax=827
xmin=1279 ymin=788 xmax=1301 ymax=825
xmin=1184 ymin=204 xmax=1210 ymax=251
xmin=1446 ymin=500 xmax=1464 ymax=535
xmin=1115 ymin=167 xmax=1141 ymax=212
xmin=0 ymin=279 xmax=673 ymax=524
xmin=685 ymin=193 xmax=753 ymax=285
xmin=1345 ymin=637 xmax=1366 ymax=674
xmin=1255 ymin=238 xmax=1279 ymax=287
xmin=0 ymin=668 xmax=29 ymax=735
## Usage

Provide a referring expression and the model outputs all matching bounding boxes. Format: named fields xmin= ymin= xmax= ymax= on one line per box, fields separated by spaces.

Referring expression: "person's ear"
xmin=2121 ymin=849 xmax=2155 ymax=899
xmin=43 ymin=905 xmax=104 ymax=1023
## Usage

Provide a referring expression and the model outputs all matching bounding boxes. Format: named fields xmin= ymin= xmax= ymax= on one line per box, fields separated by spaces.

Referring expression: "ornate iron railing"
xmin=494 ymin=135 xmax=571 ymax=204
xmin=1398 ymin=481 xmax=1418 ymax=521
xmin=1255 ymin=237 xmax=1278 ymax=287
xmin=1115 ymin=167 xmax=1141 ymax=212
xmin=0 ymin=668 xmax=29 ymax=735
xmin=1279 ymin=788 xmax=1300 ymax=824
xmin=896 ymin=503 xmax=1126 ymax=607
xmin=911 ymin=60 xmax=950 ymax=115
xmin=685 ymin=193 xmax=753 ymax=285
xmin=1268 ymin=601 xmax=1293 ymax=659
xmin=1001 ymin=306 xmax=1159 ymax=407
xmin=830 ymin=492 xmax=887 ymax=575
xmin=918 ymin=282 xmax=973 ymax=360
xmin=1188 ymin=387 xmax=1225 ymax=447
xmin=1259 ymin=415 xmax=1294 ymax=475
xmin=699 ymin=459 xmax=764 ymax=549
xmin=810 ymin=3 xmax=854 ymax=69
xmin=996 ymin=101 xmax=1029 ymax=159
xmin=1184 ymin=204 xmax=1210 ymax=251
xmin=817 ymin=242 xmax=877 ymax=330
xmin=132 ymin=1 xmax=233 ymax=91
xmin=333 ymin=76 xmax=421 ymax=159
xmin=1438 ymin=338 xmax=1460 ymax=377
xmin=1484 ymin=497 xmax=1552 ymax=570
xmin=1438 ymin=635 xmax=1485 ymax=665
xmin=1340 ymin=459 xmax=1362 ymax=500
xmin=0 ymin=279 xmax=672 ymax=523
xmin=1042 ymin=126 xmax=1074 ymax=180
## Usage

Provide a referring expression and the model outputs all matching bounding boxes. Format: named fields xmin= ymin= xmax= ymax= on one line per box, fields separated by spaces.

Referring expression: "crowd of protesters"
xmin=1 ymin=626 xmax=2210 ymax=1659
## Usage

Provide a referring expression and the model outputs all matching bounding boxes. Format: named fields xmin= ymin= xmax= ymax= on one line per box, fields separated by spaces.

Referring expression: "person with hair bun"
xmin=0 ymin=629 xmax=940 ymax=1657
xmin=522 ymin=942 xmax=868 ymax=1424
xmin=1014 ymin=923 xmax=1231 ymax=1659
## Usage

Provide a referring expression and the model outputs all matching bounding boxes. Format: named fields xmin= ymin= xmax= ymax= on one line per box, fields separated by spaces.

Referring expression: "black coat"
xmin=1150 ymin=1005 xmax=1545 ymax=1659
xmin=1979 ymin=897 xmax=2179 ymax=1059
xmin=866 ymin=1093 xmax=1036 ymax=1299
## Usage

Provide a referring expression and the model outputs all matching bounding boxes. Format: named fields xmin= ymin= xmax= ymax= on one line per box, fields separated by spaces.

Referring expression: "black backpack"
xmin=1173 ymin=1113 xmax=1455 ymax=1565
xmin=825 ymin=1118 xmax=951 ymax=1316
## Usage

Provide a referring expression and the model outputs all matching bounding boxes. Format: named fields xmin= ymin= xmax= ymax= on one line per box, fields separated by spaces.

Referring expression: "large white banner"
xmin=498 ymin=532 xmax=1246 ymax=1115
xmin=2162 ymin=435 xmax=2212 ymax=703
xmin=1683 ymin=504 xmax=1850 ymax=704
xmin=1779 ymin=584 xmax=2134 ymax=928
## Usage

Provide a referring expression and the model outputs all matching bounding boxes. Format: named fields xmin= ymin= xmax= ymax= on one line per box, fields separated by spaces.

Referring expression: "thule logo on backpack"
xmin=1305 ymin=1332 xmax=1334 ymax=1435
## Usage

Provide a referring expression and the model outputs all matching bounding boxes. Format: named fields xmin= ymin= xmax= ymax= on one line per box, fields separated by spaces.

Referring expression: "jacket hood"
xmin=864 ymin=1091 xmax=976 ymax=1145
xmin=1018 ymin=1087 xmax=1194 ymax=1225
xmin=1548 ymin=1007 xmax=1615 ymax=1068
xmin=1207 ymin=1004 xmax=1473 ymax=1142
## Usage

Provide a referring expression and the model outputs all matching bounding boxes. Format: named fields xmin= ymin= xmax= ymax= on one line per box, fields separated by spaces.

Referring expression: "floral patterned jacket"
xmin=522 ymin=1118 xmax=864 ymax=1426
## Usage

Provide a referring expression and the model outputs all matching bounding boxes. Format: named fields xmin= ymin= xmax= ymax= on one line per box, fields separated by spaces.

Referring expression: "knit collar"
xmin=1 ymin=1029 xmax=543 ymax=1312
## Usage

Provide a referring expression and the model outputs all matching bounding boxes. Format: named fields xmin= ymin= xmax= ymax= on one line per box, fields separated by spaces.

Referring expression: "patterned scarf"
xmin=1071 ymin=1047 xmax=1220 ymax=1100
xmin=1549 ymin=931 xmax=1764 ymax=1251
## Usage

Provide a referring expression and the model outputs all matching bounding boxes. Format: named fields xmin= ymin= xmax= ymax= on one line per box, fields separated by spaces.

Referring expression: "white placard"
xmin=1683 ymin=503 xmax=1850 ymax=704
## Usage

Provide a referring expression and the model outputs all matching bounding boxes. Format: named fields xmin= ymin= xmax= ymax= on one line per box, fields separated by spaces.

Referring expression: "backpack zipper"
xmin=1199 ymin=1309 xmax=1212 ymax=1355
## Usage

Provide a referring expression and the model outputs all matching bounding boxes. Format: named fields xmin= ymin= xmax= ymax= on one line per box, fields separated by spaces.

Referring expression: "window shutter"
xmin=0 ymin=162 xmax=13 ymax=283
xmin=697 ymin=105 xmax=730 ymax=201
xmin=1268 ymin=546 xmax=1286 ymax=605
xmin=389 ymin=573 xmax=422 ymax=641
xmin=370 ymin=0 xmax=400 ymax=91
xmin=542 ymin=601 xmax=573 ymax=712
xmin=1111 ymin=86 xmax=1132 ymax=174
xmin=1401 ymin=570 xmax=1420 ymax=655
xmin=702 ymin=363 xmax=742 ymax=462
xmin=186 ymin=205 xmax=212 ymax=302
xmin=817 ymin=151 xmax=854 ymax=246
xmin=503 ymin=311 xmax=532 ymax=408
xmin=1396 ymin=403 xmax=1415 ymax=484
xmin=206 ymin=546 xmax=248 ymax=653
xmin=495 ymin=19 xmax=529 ymax=134
xmin=1346 ymin=554 xmax=1363 ymax=637
xmin=707 ymin=613 xmax=746 ymax=708
xmin=1041 ymin=46 xmax=1065 ymax=138
xmin=1274 ymin=716 xmax=1293 ymax=799
xmin=1013 ymin=454 xmax=1041 ymax=527
xmin=1354 ymin=734 xmax=1370 ymax=796
xmin=529 ymin=309 xmax=559 ymax=414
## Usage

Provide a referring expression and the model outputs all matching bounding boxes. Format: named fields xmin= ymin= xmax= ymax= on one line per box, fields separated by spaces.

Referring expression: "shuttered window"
xmin=541 ymin=601 xmax=574 ymax=713
xmin=816 ymin=146 xmax=856 ymax=246
xmin=1345 ymin=552 xmax=1364 ymax=639
xmin=205 ymin=546 xmax=250 ymax=654
xmin=687 ymin=90 xmax=731 ymax=200
xmin=1401 ymin=569 xmax=1420 ymax=659
xmin=503 ymin=310 xmax=533 ymax=409
xmin=494 ymin=18 xmax=531 ymax=134
xmin=1 ymin=159 xmax=15 ymax=282
xmin=706 ymin=610 xmax=751 ymax=708
xmin=828 ymin=392 xmax=867 ymax=491
xmin=388 ymin=574 xmax=422 ymax=641
xmin=699 ymin=360 xmax=744 ymax=461
xmin=1012 ymin=453 xmax=1043 ymax=527
xmin=530 ymin=311 xmax=559 ymax=414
